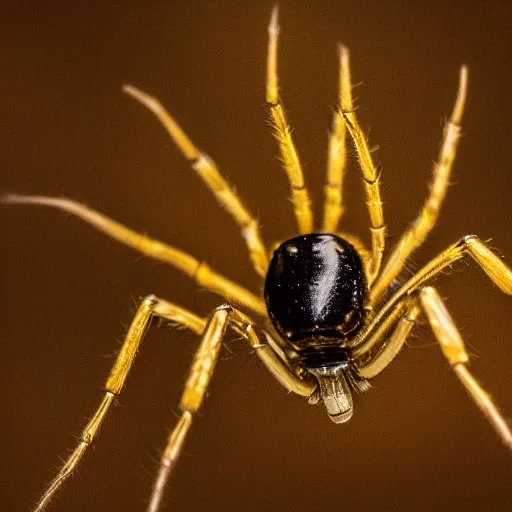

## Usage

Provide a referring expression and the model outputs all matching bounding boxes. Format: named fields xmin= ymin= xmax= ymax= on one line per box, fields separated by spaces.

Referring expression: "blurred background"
xmin=2 ymin=1 xmax=512 ymax=511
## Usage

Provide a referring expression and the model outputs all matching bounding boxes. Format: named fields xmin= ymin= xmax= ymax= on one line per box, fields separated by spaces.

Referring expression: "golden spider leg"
xmin=33 ymin=296 xmax=205 ymax=512
xmin=342 ymin=110 xmax=385 ymax=285
xmin=369 ymin=66 xmax=469 ymax=306
xmin=122 ymin=85 xmax=269 ymax=277
xmin=356 ymin=286 xmax=511 ymax=449
xmin=155 ymin=298 xmax=295 ymax=377
xmin=33 ymin=294 xmax=313 ymax=512
xmin=148 ymin=304 xmax=316 ymax=512
xmin=147 ymin=305 xmax=230 ymax=512
xmin=420 ymin=287 xmax=512 ymax=450
xmin=267 ymin=6 xmax=313 ymax=234
xmin=2 ymin=194 xmax=266 ymax=315
xmin=353 ymin=235 xmax=512 ymax=357
xmin=356 ymin=296 xmax=421 ymax=379
xmin=323 ymin=44 xmax=353 ymax=233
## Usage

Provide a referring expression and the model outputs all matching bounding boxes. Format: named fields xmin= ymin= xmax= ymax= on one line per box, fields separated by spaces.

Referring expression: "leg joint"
xmin=143 ymin=293 xmax=158 ymax=304
xmin=419 ymin=285 xmax=434 ymax=296
xmin=213 ymin=303 xmax=233 ymax=314
xmin=457 ymin=234 xmax=478 ymax=247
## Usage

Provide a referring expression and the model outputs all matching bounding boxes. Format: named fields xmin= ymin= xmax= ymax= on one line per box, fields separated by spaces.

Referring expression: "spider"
xmin=4 ymin=6 xmax=512 ymax=512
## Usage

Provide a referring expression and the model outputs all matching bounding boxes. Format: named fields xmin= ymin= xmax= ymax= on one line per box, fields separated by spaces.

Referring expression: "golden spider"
xmin=4 ymin=6 xmax=512 ymax=512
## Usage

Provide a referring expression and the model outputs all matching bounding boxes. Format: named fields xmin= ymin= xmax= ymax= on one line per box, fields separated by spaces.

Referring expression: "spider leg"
xmin=33 ymin=296 xmax=208 ymax=512
xmin=355 ymin=235 xmax=512 ymax=355
xmin=420 ymin=287 xmax=512 ymax=450
xmin=355 ymin=295 xmax=421 ymax=376
xmin=323 ymin=44 xmax=353 ymax=232
xmin=370 ymin=67 xmax=468 ymax=305
xmin=122 ymin=84 xmax=269 ymax=277
xmin=2 ymin=194 xmax=266 ymax=315
xmin=266 ymin=6 xmax=313 ymax=234
xmin=148 ymin=304 xmax=315 ymax=512
xmin=356 ymin=286 xmax=511 ymax=450
xmin=343 ymin=106 xmax=385 ymax=284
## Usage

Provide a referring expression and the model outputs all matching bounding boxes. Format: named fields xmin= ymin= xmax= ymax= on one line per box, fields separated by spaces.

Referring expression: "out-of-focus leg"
xmin=123 ymin=84 xmax=269 ymax=276
xmin=3 ymin=194 xmax=266 ymax=315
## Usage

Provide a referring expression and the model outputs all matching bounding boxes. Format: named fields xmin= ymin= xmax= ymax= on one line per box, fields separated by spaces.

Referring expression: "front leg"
xmin=361 ymin=235 xmax=512 ymax=345
xmin=34 ymin=295 xmax=207 ymax=512
xmin=420 ymin=287 xmax=512 ymax=451
xmin=356 ymin=286 xmax=512 ymax=451
xmin=148 ymin=304 xmax=316 ymax=512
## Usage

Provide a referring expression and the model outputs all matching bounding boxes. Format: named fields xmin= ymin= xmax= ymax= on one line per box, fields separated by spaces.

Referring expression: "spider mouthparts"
xmin=308 ymin=366 xmax=353 ymax=423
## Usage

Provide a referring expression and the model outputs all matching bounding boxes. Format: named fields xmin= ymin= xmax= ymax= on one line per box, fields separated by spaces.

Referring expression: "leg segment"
xmin=370 ymin=67 xmax=469 ymax=303
xmin=2 ymin=194 xmax=266 ymax=315
xmin=323 ymin=44 xmax=353 ymax=233
xmin=147 ymin=306 xmax=230 ymax=512
xmin=266 ymin=6 xmax=313 ymax=234
xmin=34 ymin=296 xmax=312 ymax=512
xmin=355 ymin=296 xmax=421 ymax=376
xmin=356 ymin=235 xmax=512 ymax=355
xmin=34 ymin=296 xmax=206 ymax=512
xmin=122 ymin=85 xmax=269 ymax=277
xmin=148 ymin=304 xmax=315 ymax=512
xmin=357 ymin=286 xmax=512 ymax=450
xmin=419 ymin=287 xmax=512 ymax=450
xmin=342 ymin=111 xmax=385 ymax=284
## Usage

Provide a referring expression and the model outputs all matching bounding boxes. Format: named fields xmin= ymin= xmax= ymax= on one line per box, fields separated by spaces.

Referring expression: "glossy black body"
xmin=264 ymin=234 xmax=367 ymax=352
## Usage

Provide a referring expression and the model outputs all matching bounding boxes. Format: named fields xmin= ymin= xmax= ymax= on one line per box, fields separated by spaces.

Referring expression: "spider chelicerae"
xmin=4 ymin=6 xmax=512 ymax=512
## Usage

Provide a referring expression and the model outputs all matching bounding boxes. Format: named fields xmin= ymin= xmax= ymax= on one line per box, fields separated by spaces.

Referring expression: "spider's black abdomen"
xmin=264 ymin=234 xmax=367 ymax=346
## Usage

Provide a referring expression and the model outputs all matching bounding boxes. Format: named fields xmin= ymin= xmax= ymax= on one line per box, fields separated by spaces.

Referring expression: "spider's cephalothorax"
xmin=265 ymin=233 xmax=368 ymax=422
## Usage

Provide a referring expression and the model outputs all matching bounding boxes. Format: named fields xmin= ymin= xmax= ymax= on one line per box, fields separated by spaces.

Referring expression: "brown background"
xmin=2 ymin=1 xmax=512 ymax=511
